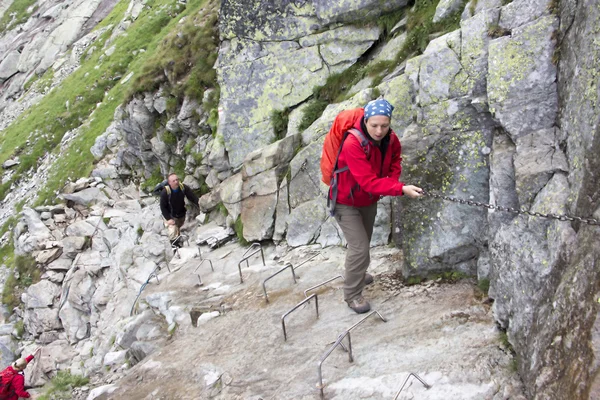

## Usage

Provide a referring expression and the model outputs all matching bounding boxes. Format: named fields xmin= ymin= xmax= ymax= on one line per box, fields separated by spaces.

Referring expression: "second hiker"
xmin=0 ymin=347 xmax=41 ymax=400
xmin=159 ymin=173 xmax=199 ymax=245
xmin=328 ymin=99 xmax=423 ymax=314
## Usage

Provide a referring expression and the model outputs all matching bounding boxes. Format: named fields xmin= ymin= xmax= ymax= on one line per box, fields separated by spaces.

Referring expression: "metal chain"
xmin=422 ymin=191 xmax=600 ymax=226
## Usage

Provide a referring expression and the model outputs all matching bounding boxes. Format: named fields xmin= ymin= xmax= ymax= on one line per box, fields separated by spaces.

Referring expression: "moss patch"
xmin=234 ymin=215 xmax=248 ymax=246
xmin=2 ymin=255 xmax=40 ymax=311
xmin=370 ymin=0 xmax=468 ymax=86
xmin=37 ymin=371 xmax=90 ymax=400
xmin=271 ymin=108 xmax=290 ymax=141
xmin=478 ymin=278 xmax=490 ymax=295
xmin=125 ymin=0 xmax=220 ymax=104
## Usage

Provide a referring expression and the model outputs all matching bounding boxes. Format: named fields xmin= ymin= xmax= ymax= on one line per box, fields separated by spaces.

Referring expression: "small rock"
xmin=2 ymin=159 xmax=20 ymax=169
xmin=87 ymin=384 xmax=117 ymax=400
xmin=36 ymin=248 xmax=62 ymax=265
xmin=103 ymin=350 xmax=128 ymax=366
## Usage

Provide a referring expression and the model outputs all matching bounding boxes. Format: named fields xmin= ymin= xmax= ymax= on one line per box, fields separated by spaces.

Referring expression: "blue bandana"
xmin=364 ymin=99 xmax=394 ymax=121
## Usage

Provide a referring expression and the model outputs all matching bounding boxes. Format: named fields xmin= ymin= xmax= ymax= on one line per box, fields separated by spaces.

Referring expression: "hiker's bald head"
xmin=167 ymin=174 xmax=179 ymax=189
xmin=13 ymin=358 xmax=28 ymax=371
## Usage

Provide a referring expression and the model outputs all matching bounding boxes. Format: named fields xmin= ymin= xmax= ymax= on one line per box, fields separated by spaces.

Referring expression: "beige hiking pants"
xmin=165 ymin=217 xmax=185 ymax=241
xmin=333 ymin=202 xmax=378 ymax=302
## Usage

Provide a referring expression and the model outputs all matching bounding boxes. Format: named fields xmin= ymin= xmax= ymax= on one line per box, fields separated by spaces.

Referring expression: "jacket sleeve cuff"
xmin=397 ymin=183 xmax=405 ymax=196
xmin=26 ymin=355 xmax=34 ymax=362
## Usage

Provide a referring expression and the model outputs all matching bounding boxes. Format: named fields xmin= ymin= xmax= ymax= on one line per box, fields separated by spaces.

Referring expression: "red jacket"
xmin=0 ymin=355 xmax=34 ymax=400
xmin=332 ymin=117 xmax=403 ymax=207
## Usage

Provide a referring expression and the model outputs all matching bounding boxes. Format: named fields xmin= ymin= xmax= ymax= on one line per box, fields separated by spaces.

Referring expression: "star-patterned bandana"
xmin=364 ymin=99 xmax=394 ymax=121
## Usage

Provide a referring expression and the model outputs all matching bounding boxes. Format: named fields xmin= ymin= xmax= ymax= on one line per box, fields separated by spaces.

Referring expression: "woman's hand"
xmin=402 ymin=185 xmax=423 ymax=198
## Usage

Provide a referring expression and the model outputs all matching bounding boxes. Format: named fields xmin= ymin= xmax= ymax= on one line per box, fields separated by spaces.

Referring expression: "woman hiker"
xmin=330 ymin=99 xmax=423 ymax=314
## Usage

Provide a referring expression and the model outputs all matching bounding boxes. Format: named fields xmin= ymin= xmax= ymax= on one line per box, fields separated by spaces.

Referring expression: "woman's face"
xmin=365 ymin=115 xmax=391 ymax=142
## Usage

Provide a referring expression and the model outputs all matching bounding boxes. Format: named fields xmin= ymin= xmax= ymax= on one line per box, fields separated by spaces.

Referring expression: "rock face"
xmin=0 ymin=0 xmax=598 ymax=397
xmin=8 ymin=186 xmax=176 ymax=382
xmin=488 ymin=0 xmax=600 ymax=399
xmin=217 ymin=0 xmax=400 ymax=167
xmin=0 ymin=0 xmax=119 ymax=103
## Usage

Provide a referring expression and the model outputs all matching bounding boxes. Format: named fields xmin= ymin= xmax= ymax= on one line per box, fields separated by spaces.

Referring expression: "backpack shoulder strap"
xmin=165 ymin=186 xmax=172 ymax=196
xmin=328 ymin=128 xmax=371 ymax=217
xmin=348 ymin=128 xmax=370 ymax=155
xmin=179 ymin=183 xmax=184 ymax=191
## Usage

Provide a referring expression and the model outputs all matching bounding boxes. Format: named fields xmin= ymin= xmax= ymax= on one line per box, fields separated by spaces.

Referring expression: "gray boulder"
xmin=313 ymin=0 xmax=409 ymax=24
xmin=217 ymin=19 xmax=381 ymax=167
xmin=377 ymin=74 xmax=417 ymax=137
xmin=488 ymin=132 xmax=518 ymax=236
xmin=240 ymin=169 xmax=279 ymax=241
xmin=0 ymin=342 xmax=15 ymax=369
xmin=62 ymin=236 xmax=87 ymax=258
xmin=103 ymin=350 xmax=127 ymax=366
xmin=65 ymin=220 xmax=97 ymax=237
xmin=242 ymin=134 xmax=301 ymax=178
xmin=47 ymin=257 xmax=73 ymax=271
xmin=488 ymin=16 xmax=559 ymax=140
xmin=62 ymin=187 xmax=110 ymax=207
xmin=207 ymin=134 xmax=230 ymax=172
xmin=513 ymin=128 xmax=568 ymax=207
xmin=370 ymin=197 xmax=392 ymax=246
xmin=0 ymin=51 xmax=20 ymax=82
xmin=2 ymin=158 xmax=19 ymax=169
xmin=35 ymin=247 xmax=62 ymax=265
xmin=126 ymin=341 xmax=161 ymax=366
xmin=462 ymin=0 xmax=502 ymax=19
xmin=373 ymin=32 xmax=407 ymax=64
xmin=317 ymin=218 xmax=345 ymax=247
xmin=24 ymin=308 xmax=62 ymax=335
xmin=398 ymin=97 xmax=494 ymax=276
xmin=499 ymin=0 xmax=553 ymax=30
xmin=59 ymin=301 xmax=91 ymax=344
xmin=460 ymin=8 xmax=500 ymax=97
xmin=15 ymin=209 xmax=53 ymax=255
xmin=418 ymin=46 xmax=463 ymax=107
xmin=433 ymin=0 xmax=466 ymax=23
xmin=218 ymin=173 xmax=243 ymax=220
xmin=23 ymin=280 xmax=60 ymax=309
xmin=273 ymin=178 xmax=290 ymax=242
xmin=286 ymin=199 xmax=327 ymax=247
xmin=288 ymin=140 xmax=326 ymax=210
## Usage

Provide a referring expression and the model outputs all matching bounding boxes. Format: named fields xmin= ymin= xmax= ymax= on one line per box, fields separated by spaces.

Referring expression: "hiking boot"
xmin=346 ymin=296 xmax=371 ymax=314
xmin=364 ymin=273 xmax=374 ymax=286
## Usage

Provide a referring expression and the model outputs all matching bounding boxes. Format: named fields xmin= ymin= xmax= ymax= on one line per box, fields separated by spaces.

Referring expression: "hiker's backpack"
xmin=0 ymin=367 xmax=17 ymax=398
xmin=320 ymin=107 xmax=369 ymax=186
xmin=321 ymin=108 xmax=371 ymax=216
xmin=151 ymin=180 xmax=168 ymax=196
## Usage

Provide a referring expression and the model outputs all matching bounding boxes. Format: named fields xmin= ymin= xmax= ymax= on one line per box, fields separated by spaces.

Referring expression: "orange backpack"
xmin=320 ymin=107 xmax=366 ymax=185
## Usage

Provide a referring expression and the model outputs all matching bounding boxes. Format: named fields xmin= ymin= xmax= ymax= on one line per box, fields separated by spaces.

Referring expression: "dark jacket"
xmin=332 ymin=116 xmax=403 ymax=207
xmin=160 ymin=184 xmax=199 ymax=220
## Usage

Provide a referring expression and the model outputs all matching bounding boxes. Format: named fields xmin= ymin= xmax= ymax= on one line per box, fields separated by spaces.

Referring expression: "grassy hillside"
xmin=0 ymin=0 xmax=38 ymax=33
xmin=0 ymin=0 xmax=219 ymax=277
xmin=0 ymin=0 xmax=219 ymax=206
